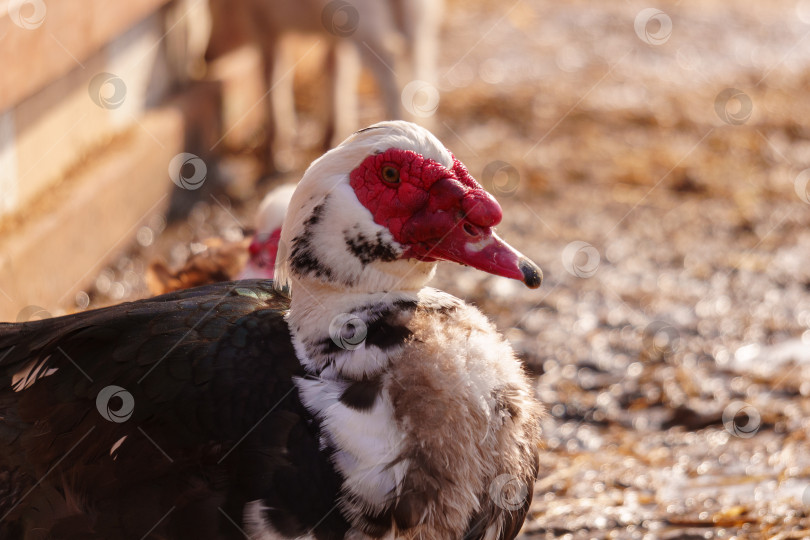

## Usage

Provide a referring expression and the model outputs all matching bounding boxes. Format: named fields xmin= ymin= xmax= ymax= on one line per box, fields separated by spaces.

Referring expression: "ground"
xmin=76 ymin=0 xmax=810 ymax=538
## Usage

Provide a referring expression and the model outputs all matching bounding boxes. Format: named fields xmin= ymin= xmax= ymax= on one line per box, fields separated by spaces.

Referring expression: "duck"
xmin=0 ymin=121 xmax=543 ymax=540
xmin=146 ymin=184 xmax=296 ymax=294
xmin=238 ymin=183 xmax=297 ymax=280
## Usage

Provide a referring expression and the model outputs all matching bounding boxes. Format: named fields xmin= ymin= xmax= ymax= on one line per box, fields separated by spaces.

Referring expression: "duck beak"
xmin=354 ymin=151 xmax=543 ymax=288
xmin=422 ymin=222 xmax=543 ymax=288
xmin=400 ymin=168 xmax=543 ymax=288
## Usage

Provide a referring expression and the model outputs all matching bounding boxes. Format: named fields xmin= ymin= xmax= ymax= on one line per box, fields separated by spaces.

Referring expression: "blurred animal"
xmin=239 ymin=183 xmax=297 ymax=279
xmin=0 ymin=121 xmax=542 ymax=539
xmin=206 ymin=0 xmax=444 ymax=171
xmin=146 ymin=184 xmax=295 ymax=294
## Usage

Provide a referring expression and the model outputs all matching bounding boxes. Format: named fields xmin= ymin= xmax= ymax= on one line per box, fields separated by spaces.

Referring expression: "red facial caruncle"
xmin=349 ymin=149 xmax=542 ymax=288
xmin=248 ymin=228 xmax=283 ymax=273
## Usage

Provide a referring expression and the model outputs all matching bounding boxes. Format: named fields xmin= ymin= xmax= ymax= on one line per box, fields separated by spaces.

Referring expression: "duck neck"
xmin=285 ymin=276 xmax=422 ymax=380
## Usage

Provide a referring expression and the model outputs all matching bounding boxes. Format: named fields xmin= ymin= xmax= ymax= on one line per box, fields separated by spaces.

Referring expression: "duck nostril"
xmin=462 ymin=223 xmax=478 ymax=237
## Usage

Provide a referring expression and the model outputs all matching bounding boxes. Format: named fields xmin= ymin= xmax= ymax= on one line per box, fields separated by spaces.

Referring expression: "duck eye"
xmin=381 ymin=165 xmax=400 ymax=185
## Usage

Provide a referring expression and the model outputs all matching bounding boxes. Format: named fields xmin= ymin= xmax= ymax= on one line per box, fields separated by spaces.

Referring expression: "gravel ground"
xmin=78 ymin=0 xmax=810 ymax=537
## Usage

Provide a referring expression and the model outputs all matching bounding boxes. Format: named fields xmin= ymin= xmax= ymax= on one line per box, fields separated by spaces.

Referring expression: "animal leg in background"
xmin=324 ymin=39 xmax=361 ymax=150
xmin=258 ymin=34 xmax=299 ymax=172
xmin=351 ymin=0 xmax=404 ymax=121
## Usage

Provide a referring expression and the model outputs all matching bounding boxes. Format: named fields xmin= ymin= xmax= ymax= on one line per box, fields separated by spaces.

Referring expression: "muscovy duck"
xmin=146 ymin=184 xmax=295 ymax=294
xmin=0 ymin=121 xmax=543 ymax=539
xmin=239 ymin=183 xmax=297 ymax=280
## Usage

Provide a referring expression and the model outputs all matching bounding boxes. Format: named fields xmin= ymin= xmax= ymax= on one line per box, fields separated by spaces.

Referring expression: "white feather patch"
xmin=295 ymin=376 xmax=407 ymax=506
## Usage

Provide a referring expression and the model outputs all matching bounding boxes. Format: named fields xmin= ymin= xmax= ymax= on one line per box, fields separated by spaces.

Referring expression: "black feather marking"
xmin=311 ymin=337 xmax=346 ymax=358
xmin=289 ymin=201 xmax=335 ymax=281
xmin=344 ymin=228 xmax=399 ymax=266
xmin=364 ymin=316 xmax=412 ymax=351
xmin=339 ymin=376 xmax=382 ymax=411
xmin=354 ymin=126 xmax=384 ymax=135
xmin=310 ymin=301 xmax=417 ymax=360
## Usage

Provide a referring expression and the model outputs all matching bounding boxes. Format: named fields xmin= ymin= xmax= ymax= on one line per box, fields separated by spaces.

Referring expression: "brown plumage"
xmin=386 ymin=303 xmax=542 ymax=538
xmin=146 ymin=237 xmax=250 ymax=294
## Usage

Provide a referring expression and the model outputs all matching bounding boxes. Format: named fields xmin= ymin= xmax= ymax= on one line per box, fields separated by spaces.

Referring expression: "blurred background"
xmin=2 ymin=0 xmax=810 ymax=537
